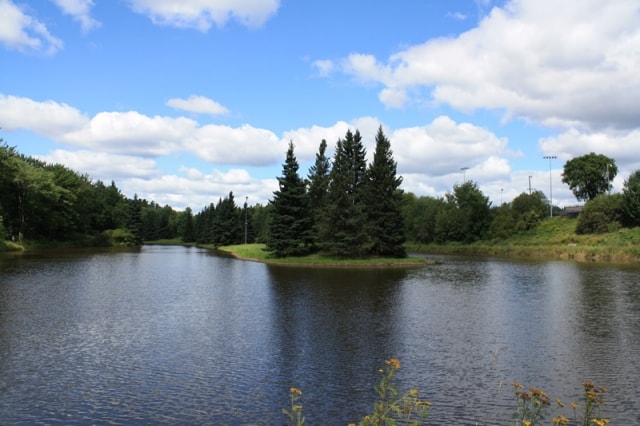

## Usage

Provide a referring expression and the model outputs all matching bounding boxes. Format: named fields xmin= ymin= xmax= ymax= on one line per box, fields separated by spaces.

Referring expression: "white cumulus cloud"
xmin=52 ymin=0 xmax=100 ymax=32
xmin=39 ymin=150 xmax=161 ymax=180
xmin=0 ymin=94 xmax=88 ymax=137
xmin=341 ymin=0 xmax=640 ymax=131
xmin=186 ymin=123 xmax=283 ymax=166
xmin=0 ymin=0 xmax=63 ymax=54
xmin=167 ymin=95 xmax=229 ymax=116
xmin=61 ymin=111 xmax=198 ymax=156
xmin=128 ymin=0 xmax=281 ymax=31
xmin=391 ymin=116 xmax=509 ymax=176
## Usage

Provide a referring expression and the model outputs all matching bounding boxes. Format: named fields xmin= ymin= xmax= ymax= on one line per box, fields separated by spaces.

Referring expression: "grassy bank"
xmin=1 ymin=240 xmax=24 ymax=252
xmin=213 ymin=243 xmax=433 ymax=267
xmin=407 ymin=217 xmax=640 ymax=263
xmin=144 ymin=238 xmax=197 ymax=246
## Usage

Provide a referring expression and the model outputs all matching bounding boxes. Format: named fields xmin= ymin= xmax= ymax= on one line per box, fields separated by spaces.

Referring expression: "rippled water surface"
xmin=1 ymin=246 xmax=639 ymax=424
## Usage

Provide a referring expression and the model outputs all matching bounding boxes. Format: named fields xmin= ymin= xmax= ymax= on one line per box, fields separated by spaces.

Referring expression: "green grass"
xmin=408 ymin=217 xmax=640 ymax=263
xmin=144 ymin=238 xmax=197 ymax=246
xmin=0 ymin=240 xmax=24 ymax=252
xmin=214 ymin=243 xmax=433 ymax=267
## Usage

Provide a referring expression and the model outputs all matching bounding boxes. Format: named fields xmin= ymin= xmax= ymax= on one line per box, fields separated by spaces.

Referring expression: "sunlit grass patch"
xmin=216 ymin=243 xmax=433 ymax=267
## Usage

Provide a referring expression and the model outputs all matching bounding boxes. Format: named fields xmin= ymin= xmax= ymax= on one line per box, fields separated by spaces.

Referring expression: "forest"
xmin=2 ymin=136 xmax=640 ymax=253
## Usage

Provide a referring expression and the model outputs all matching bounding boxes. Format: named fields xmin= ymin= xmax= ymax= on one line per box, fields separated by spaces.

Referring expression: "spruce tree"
xmin=320 ymin=130 xmax=368 ymax=256
xmin=212 ymin=192 xmax=242 ymax=247
xmin=306 ymin=139 xmax=331 ymax=244
xmin=127 ymin=194 xmax=144 ymax=245
xmin=266 ymin=141 xmax=312 ymax=257
xmin=364 ymin=126 xmax=406 ymax=257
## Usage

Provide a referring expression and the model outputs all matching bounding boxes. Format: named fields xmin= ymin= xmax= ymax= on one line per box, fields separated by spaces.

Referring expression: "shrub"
xmin=576 ymin=194 xmax=623 ymax=234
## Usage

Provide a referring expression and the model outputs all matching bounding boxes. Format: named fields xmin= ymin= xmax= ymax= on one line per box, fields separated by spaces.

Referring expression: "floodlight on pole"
xmin=460 ymin=167 xmax=469 ymax=183
xmin=543 ymin=156 xmax=557 ymax=217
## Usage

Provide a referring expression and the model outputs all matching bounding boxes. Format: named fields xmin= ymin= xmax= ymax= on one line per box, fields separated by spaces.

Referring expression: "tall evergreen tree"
xmin=364 ymin=126 xmax=406 ymax=257
xmin=127 ymin=194 xmax=144 ymax=245
xmin=212 ymin=192 xmax=241 ymax=247
xmin=306 ymin=139 xmax=331 ymax=244
xmin=181 ymin=207 xmax=196 ymax=242
xmin=622 ymin=170 xmax=640 ymax=226
xmin=320 ymin=130 xmax=368 ymax=256
xmin=266 ymin=141 xmax=313 ymax=257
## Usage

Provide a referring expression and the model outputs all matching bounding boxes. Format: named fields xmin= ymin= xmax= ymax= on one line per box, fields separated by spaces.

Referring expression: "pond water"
xmin=1 ymin=245 xmax=639 ymax=424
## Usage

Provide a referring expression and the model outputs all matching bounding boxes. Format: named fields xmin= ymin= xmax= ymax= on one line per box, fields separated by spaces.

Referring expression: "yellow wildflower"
xmin=552 ymin=415 xmax=570 ymax=425
xmin=385 ymin=358 xmax=401 ymax=369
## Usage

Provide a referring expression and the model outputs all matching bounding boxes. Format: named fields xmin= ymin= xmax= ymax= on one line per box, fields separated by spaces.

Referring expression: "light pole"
xmin=460 ymin=167 xmax=469 ymax=183
xmin=244 ymin=196 xmax=248 ymax=244
xmin=543 ymin=155 xmax=556 ymax=217
xmin=528 ymin=176 xmax=532 ymax=195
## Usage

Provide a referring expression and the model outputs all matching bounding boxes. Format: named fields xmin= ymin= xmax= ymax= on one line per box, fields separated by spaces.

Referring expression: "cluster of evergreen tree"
xmin=192 ymin=192 xmax=257 ymax=246
xmin=266 ymin=126 xmax=406 ymax=258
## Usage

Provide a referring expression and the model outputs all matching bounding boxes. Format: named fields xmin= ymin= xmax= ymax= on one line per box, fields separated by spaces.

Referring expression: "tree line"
xmin=3 ymin=135 xmax=640 ymax=251
xmin=0 ymin=141 xmax=192 ymax=246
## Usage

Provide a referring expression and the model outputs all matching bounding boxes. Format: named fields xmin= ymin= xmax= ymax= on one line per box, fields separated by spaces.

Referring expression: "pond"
xmin=1 ymin=245 xmax=639 ymax=424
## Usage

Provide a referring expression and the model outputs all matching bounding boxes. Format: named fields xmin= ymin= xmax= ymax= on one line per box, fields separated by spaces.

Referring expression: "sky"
xmin=1 ymin=0 xmax=639 ymax=211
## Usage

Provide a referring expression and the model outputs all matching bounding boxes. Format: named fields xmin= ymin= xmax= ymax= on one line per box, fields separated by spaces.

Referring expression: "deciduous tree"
xmin=562 ymin=153 xmax=617 ymax=202
xmin=435 ymin=181 xmax=491 ymax=243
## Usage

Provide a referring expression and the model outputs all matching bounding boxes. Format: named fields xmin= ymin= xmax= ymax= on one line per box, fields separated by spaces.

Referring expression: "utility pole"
xmin=528 ymin=176 xmax=532 ymax=195
xmin=244 ymin=196 xmax=248 ymax=244
xmin=543 ymin=156 xmax=557 ymax=217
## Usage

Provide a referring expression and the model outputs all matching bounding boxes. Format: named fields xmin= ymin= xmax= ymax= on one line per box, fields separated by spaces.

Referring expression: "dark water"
xmin=0 ymin=246 xmax=639 ymax=424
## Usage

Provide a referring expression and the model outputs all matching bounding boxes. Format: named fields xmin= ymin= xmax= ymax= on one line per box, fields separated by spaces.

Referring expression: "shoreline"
xmin=407 ymin=244 xmax=640 ymax=264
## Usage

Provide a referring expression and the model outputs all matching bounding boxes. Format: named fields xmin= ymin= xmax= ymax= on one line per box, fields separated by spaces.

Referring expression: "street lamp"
xmin=528 ymin=176 xmax=532 ymax=195
xmin=244 ymin=196 xmax=248 ymax=244
xmin=543 ymin=156 xmax=556 ymax=217
xmin=460 ymin=167 xmax=469 ymax=183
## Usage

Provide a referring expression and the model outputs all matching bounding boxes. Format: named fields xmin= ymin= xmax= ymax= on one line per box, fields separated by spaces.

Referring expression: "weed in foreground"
xmin=282 ymin=361 xmax=608 ymax=425
xmin=357 ymin=358 xmax=431 ymax=426
xmin=283 ymin=387 xmax=305 ymax=426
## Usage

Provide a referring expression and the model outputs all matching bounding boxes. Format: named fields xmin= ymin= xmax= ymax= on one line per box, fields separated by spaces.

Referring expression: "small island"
xmin=213 ymin=243 xmax=435 ymax=268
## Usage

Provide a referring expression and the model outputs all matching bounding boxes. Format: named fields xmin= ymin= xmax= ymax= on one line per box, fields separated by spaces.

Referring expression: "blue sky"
xmin=1 ymin=0 xmax=639 ymax=210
